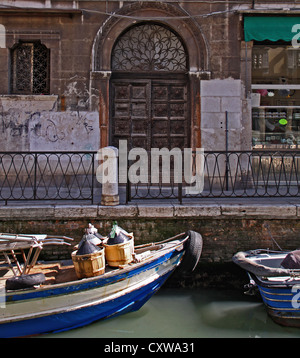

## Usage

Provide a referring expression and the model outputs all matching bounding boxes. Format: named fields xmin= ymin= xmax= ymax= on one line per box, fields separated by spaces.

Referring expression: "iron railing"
xmin=0 ymin=152 xmax=98 ymax=204
xmin=126 ymin=150 xmax=300 ymax=203
xmin=0 ymin=150 xmax=299 ymax=205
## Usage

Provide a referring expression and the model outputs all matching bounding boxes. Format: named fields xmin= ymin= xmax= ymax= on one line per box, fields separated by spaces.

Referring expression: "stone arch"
xmin=91 ymin=2 xmax=209 ymax=149
xmin=92 ymin=1 xmax=208 ymax=73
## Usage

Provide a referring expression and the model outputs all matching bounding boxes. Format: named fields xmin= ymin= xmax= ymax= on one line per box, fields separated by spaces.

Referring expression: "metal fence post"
xmin=33 ymin=153 xmax=37 ymax=200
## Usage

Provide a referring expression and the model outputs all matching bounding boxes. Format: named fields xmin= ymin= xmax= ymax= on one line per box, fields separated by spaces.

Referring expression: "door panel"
xmin=111 ymin=79 xmax=189 ymax=151
xmin=151 ymin=81 xmax=188 ymax=150
xmin=111 ymin=80 xmax=150 ymax=150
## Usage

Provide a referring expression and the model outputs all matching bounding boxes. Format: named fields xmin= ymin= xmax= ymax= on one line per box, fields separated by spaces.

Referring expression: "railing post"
xmin=99 ymin=146 xmax=119 ymax=206
xmin=178 ymin=183 xmax=182 ymax=204
xmin=126 ymin=170 xmax=131 ymax=204
xmin=33 ymin=153 xmax=37 ymax=200
xmin=225 ymin=111 xmax=229 ymax=191
xmin=91 ymin=152 xmax=95 ymax=205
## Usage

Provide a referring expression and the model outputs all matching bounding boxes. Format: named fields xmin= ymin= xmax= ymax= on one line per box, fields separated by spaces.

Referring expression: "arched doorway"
xmin=110 ymin=23 xmax=189 ymax=151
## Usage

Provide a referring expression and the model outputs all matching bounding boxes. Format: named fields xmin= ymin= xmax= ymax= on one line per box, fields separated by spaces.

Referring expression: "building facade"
xmin=0 ymin=0 xmax=299 ymax=154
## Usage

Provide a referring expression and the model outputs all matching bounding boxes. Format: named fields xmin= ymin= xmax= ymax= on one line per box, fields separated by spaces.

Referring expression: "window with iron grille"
xmin=11 ymin=41 xmax=50 ymax=95
xmin=111 ymin=23 xmax=188 ymax=72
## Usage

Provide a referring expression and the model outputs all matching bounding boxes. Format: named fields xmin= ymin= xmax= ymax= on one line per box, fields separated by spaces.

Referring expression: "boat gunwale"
xmin=248 ymin=269 xmax=300 ymax=287
xmin=3 ymin=238 xmax=186 ymax=301
xmin=233 ymin=250 xmax=300 ymax=279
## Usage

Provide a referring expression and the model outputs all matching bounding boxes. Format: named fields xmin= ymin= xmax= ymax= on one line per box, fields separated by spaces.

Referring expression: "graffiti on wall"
xmin=0 ymin=108 xmax=99 ymax=151
xmin=0 ymin=76 xmax=100 ymax=151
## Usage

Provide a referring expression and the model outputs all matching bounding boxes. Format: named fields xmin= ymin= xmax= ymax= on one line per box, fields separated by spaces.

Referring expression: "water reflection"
xmin=43 ymin=288 xmax=300 ymax=338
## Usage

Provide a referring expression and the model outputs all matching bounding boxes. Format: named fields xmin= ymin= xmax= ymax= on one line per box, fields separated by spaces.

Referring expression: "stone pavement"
xmin=0 ymin=197 xmax=299 ymax=220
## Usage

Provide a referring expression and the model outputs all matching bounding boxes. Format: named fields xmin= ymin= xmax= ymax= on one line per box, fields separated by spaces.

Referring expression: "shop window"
xmin=11 ymin=41 xmax=50 ymax=95
xmin=251 ymin=42 xmax=300 ymax=148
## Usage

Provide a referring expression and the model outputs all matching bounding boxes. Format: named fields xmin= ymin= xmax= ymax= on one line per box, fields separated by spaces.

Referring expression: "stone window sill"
xmin=0 ymin=95 xmax=58 ymax=111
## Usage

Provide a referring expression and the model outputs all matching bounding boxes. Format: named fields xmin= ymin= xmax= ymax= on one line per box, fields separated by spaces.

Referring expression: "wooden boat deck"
xmin=0 ymin=262 xmax=74 ymax=288
xmin=0 ymin=242 xmax=169 ymax=291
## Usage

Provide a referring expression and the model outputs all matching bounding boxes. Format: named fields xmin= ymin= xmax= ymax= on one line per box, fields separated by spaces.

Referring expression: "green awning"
xmin=244 ymin=16 xmax=300 ymax=42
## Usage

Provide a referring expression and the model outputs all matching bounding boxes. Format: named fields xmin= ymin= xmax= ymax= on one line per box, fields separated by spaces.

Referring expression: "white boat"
xmin=233 ymin=248 xmax=300 ymax=327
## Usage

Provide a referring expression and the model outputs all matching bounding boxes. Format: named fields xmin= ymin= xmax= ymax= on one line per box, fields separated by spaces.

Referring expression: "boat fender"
xmin=5 ymin=273 xmax=46 ymax=291
xmin=178 ymin=230 xmax=203 ymax=274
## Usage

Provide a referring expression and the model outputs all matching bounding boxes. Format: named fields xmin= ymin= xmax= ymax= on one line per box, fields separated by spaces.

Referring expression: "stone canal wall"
xmin=0 ymin=201 xmax=299 ymax=288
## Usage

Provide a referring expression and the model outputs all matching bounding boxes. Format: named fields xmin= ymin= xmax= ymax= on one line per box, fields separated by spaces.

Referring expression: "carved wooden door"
xmin=151 ymin=80 xmax=189 ymax=150
xmin=110 ymin=23 xmax=189 ymax=151
xmin=111 ymin=80 xmax=150 ymax=150
xmin=111 ymin=79 xmax=189 ymax=151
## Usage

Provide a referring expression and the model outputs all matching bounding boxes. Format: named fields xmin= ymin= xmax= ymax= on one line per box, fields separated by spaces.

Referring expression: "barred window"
xmin=11 ymin=41 xmax=50 ymax=95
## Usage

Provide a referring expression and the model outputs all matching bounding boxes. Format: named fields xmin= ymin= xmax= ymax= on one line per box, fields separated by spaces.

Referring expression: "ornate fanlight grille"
xmin=112 ymin=23 xmax=187 ymax=72
xmin=11 ymin=41 xmax=50 ymax=94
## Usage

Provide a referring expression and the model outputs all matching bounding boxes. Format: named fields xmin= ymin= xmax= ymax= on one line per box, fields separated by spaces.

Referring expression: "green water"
xmin=42 ymin=288 xmax=300 ymax=339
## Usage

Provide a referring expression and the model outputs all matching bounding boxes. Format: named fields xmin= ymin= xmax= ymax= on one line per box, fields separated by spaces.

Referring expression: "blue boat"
xmin=233 ymin=249 xmax=300 ymax=327
xmin=0 ymin=230 xmax=202 ymax=337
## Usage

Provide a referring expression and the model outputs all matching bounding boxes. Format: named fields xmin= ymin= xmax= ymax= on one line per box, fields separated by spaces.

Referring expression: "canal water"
xmin=42 ymin=287 xmax=300 ymax=339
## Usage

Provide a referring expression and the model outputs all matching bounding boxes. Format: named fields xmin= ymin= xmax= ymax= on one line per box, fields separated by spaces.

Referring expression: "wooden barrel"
xmin=71 ymin=248 xmax=105 ymax=279
xmin=104 ymin=237 xmax=134 ymax=267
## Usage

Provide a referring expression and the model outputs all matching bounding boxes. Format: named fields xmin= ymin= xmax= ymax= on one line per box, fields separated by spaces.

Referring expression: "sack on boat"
xmin=281 ymin=250 xmax=300 ymax=269
xmin=77 ymin=235 xmax=101 ymax=255
xmin=107 ymin=223 xmax=132 ymax=245
xmin=85 ymin=223 xmax=104 ymax=244
xmin=86 ymin=223 xmax=103 ymax=238
xmin=104 ymin=223 xmax=134 ymax=267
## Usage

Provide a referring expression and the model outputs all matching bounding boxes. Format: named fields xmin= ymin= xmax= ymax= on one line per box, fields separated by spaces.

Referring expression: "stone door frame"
xmin=90 ymin=1 xmax=210 ymax=149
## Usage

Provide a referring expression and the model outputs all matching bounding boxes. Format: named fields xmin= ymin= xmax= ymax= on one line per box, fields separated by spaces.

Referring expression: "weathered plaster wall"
xmin=201 ymin=79 xmax=252 ymax=151
xmin=0 ymin=95 xmax=100 ymax=152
